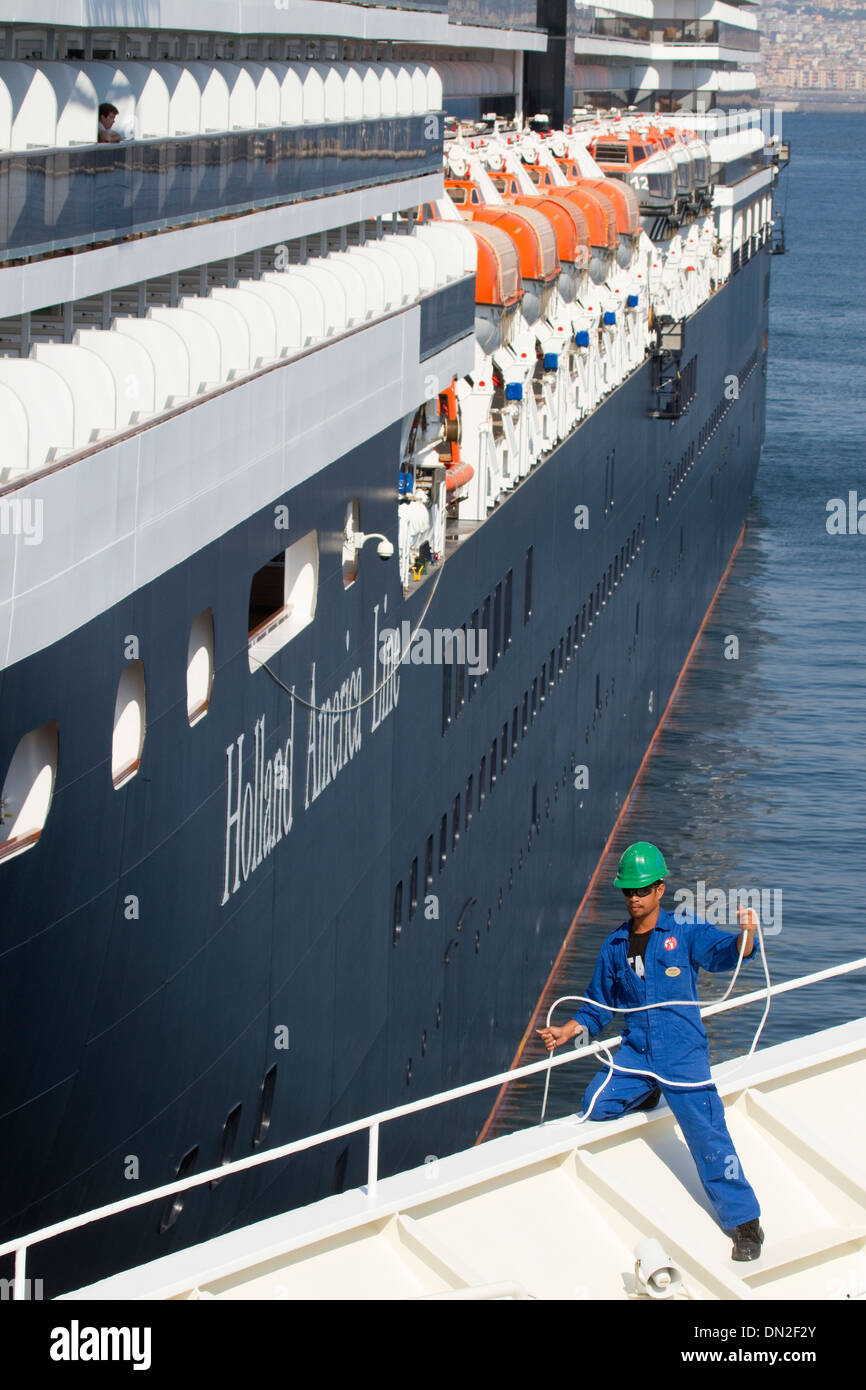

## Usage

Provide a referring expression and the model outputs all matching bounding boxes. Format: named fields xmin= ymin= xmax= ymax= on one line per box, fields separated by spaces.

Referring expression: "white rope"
xmin=539 ymin=911 xmax=771 ymax=1124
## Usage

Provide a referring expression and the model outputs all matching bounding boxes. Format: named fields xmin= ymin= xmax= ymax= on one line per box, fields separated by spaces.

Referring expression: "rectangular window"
xmin=248 ymin=531 xmax=319 ymax=672
xmin=468 ymin=610 xmax=479 ymax=700
xmin=452 ymin=795 xmax=460 ymax=851
xmin=512 ymin=707 xmax=519 ymax=754
xmin=504 ymin=569 xmax=513 ymax=648
xmin=524 ymin=546 xmax=533 ymax=625
xmin=480 ymin=596 xmax=490 ymax=684
xmin=442 ymin=663 xmax=451 ymax=736
xmin=493 ymin=582 xmax=502 ymax=667
xmin=393 ymin=881 xmax=402 ymax=944
xmin=425 ymin=835 xmax=433 ymax=891
xmin=439 ymin=814 xmax=447 ymax=871
xmin=465 ymin=775 xmax=473 ymax=831
xmin=455 ymin=628 xmax=466 ymax=714
xmin=409 ymin=857 xmax=418 ymax=919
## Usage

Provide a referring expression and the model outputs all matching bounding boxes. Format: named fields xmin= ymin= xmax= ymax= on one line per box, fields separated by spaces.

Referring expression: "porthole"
xmin=112 ymin=660 xmax=146 ymax=789
xmin=253 ymin=1064 xmax=277 ymax=1149
xmin=0 ymin=720 xmax=58 ymax=863
xmin=210 ymin=1104 xmax=242 ymax=1190
xmin=186 ymin=609 xmax=214 ymax=726
xmin=159 ymin=1145 xmax=199 ymax=1234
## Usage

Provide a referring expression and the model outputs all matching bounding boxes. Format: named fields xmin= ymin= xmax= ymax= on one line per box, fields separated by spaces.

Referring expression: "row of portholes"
xmin=160 ymin=1064 xmax=277 ymax=1234
xmin=0 ymin=607 xmax=215 ymax=865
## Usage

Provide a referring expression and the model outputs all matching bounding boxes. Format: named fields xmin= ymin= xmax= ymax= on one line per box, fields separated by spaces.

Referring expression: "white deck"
xmin=63 ymin=1018 xmax=866 ymax=1301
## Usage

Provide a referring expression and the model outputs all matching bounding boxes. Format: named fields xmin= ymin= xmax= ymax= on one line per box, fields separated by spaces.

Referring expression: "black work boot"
xmin=728 ymin=1218 xmax=764 ymax=1262
xmin=633 ymin=1087 xmax=661 ymax=1113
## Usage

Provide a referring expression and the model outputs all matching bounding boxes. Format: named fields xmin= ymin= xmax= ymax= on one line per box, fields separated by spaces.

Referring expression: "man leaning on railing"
xmin=97 ymin=103 xmax=123 ymax=144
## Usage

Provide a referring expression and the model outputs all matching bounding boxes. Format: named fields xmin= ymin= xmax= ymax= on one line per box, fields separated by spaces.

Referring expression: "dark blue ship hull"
xmin=0 ymin=247 xmax=770 ymax=1296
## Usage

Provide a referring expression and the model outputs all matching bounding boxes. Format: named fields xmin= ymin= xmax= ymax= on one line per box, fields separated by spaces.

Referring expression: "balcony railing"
xmin=0 ymin=116 xmax=443 ymax=262
xmin=589 ymin=19 xmax=761 ymax=52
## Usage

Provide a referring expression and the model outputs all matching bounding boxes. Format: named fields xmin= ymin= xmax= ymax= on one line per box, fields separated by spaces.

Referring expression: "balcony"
xmin=589 ymin=19 xmax=761 ymax=52
xmin=0 ymin=116 xmax=443 ymax=262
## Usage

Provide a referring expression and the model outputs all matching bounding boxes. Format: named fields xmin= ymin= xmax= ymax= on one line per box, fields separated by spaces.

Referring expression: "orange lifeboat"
xmin=468 ymin=206 xmax=560 ymax=287
xmin=468 ymin=222 xmax=523 ymax=309
xmin=557 ymin=185 xmax=618 ymax=250
xmin=466 ymin=220 xmax=523 ymax=356
xmin=585 ymin=132 xmax=655 ymax=179
xmin=469 ymin=205 xmax=560 ymax=324
xmin=508 ymin=194 xmax=591 ymax=269
xmin=579 ymin=178 xmax=641 ymax=238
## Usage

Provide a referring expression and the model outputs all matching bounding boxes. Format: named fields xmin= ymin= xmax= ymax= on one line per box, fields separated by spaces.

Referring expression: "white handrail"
xmin=3 ymin=955 xmax=865 ymax=1298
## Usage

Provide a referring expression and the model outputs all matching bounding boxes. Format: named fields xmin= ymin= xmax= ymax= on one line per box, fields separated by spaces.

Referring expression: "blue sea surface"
xmin=499 ymin=114 xmax=866 ymax=1130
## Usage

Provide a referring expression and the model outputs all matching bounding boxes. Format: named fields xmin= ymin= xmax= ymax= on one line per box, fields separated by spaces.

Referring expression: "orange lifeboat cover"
xmin=534 ymin=194 xmax=592 ymax=263
xmin=467 ymin=223 xmax=523 ymax=308
xmin=580 ymin=178 xmax=640 ymax=237
xmin=559 ymin=185 xmax=618 ymax=249
xmin=508 ymin=194 xmax=585 ymax=266
xmin=469 ymin=206 xmax=560 ymax=284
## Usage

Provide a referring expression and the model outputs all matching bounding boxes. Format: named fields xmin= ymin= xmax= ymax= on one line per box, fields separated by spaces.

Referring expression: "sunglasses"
xmin=622 ymin=883 xmax=658 ymax=898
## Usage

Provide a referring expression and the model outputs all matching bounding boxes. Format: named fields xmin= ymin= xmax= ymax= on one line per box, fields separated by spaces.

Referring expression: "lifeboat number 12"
xmin=630 ymin=174 xmax=649 ymax=191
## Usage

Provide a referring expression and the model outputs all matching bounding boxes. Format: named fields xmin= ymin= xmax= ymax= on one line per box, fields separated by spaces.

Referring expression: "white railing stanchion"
xmin=367 ymin=1122 xmax=379 ymax=1207
xmin=14 ymin=1244 xmax=27 ymax=1301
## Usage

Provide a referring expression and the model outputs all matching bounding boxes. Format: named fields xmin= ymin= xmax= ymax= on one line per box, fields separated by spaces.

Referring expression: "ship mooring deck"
xmin=62 ymin=1018 xmax=866 ymax=1301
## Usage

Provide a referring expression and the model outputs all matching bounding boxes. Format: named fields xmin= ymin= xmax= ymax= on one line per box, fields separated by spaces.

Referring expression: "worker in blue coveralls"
xmin=537 ymin=842 xmax=765 ymax=1262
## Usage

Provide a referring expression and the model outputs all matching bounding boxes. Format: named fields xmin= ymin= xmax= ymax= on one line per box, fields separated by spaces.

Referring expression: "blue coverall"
xmin=572 ymin=907 xmax=760 ymax=1231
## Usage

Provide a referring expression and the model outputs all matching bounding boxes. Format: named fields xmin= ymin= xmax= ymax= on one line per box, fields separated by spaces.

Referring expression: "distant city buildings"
xmin=761 ymin=0 xmax=866 ymax=98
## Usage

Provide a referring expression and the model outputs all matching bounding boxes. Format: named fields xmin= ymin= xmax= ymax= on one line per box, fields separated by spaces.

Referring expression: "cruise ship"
xmin=0 ymin=0 xmax=785 ymax=1297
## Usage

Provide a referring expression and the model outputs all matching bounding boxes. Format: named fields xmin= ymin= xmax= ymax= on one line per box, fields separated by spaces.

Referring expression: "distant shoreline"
xmin=751 ymin=97 xmax=866 ymax=114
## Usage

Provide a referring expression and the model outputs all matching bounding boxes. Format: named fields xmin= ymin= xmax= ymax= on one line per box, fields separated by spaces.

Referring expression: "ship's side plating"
xmin=0 ymin=234 xmax=770 ymax=1293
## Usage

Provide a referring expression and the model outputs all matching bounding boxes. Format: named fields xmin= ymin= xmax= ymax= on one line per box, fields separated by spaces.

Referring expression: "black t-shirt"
xmin=627 ymin=929 xmax=650 ymax=979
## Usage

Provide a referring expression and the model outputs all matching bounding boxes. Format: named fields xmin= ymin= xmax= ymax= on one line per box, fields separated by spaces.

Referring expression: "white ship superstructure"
xmin=572 ymin=0 xmax=761 ymax=111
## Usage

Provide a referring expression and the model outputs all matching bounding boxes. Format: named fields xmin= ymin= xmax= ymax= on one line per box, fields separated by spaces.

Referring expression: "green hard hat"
xmin=613 ymin=841 xmax=669 ymax=889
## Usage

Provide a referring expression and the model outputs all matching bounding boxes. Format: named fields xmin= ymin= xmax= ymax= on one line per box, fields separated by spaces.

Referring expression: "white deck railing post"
xmin=367 ymin=1122 xmax=379 ymax=1207
xmin=14 ymin=1244 xmax=27 ymax=1301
